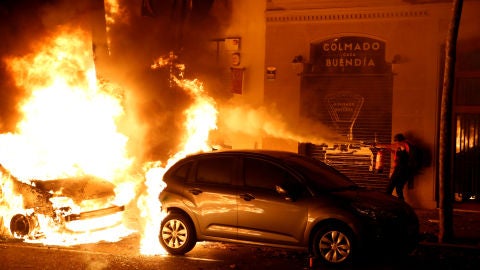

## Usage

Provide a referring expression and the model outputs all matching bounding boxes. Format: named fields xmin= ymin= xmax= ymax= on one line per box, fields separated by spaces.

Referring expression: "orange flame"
xmin=0 ymin=27 xmax=135 ymax=245
xmin=0 ymin=24 xmax=220 ymax=253
xmin=2 ymin=27 xmax=132 ymax=181
xmin=138 ymin=70 xmax=218 ymax=255
xmin=103 ymin=0 xmax=129 ymax=54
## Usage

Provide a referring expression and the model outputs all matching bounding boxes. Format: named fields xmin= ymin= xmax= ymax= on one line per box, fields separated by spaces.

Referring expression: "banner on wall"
xmin=231 ymin=67 xmax=244 ymax=94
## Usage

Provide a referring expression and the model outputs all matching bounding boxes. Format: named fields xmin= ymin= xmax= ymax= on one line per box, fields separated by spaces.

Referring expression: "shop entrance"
xmin=298 ymin=36 xmax=393 ymax=191
xmin=453 ymin=73 xmax=480 ymax=203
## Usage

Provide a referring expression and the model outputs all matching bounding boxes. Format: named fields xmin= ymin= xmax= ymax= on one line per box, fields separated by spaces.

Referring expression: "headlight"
xmin=351 ymin=202 xmax=377 ymax=220
xmin=352 ymin=202 xmax=402 ymax=221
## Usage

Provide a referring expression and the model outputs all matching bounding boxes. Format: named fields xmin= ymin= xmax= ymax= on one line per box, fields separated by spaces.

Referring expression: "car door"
xmin=236 ymin=157 xmax=309 ymax=245
xmin=183 ymin=156 xmax=238 ymax=239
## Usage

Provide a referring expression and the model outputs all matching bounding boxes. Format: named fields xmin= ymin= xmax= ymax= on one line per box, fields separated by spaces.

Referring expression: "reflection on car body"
xmin=158 ymin=150 xmax=419 ymax=266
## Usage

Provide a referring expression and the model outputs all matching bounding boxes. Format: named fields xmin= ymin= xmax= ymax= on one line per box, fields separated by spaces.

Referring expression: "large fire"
xmin=138 ymin=72 xmax=218 ymax=255
xmin=0 ymin=1 xmax=343 ymax=256
xmin=0 ymin=23 xmax=218 ymax=255
xmin=0 ymin=26 xmax=136 ymax=245
xmin=1 ymin=28 xmax=131 ymax=181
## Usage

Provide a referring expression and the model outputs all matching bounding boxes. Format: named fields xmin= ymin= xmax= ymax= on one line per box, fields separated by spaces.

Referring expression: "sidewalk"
xmin=415 ymin=205 xmax=480 ymax=248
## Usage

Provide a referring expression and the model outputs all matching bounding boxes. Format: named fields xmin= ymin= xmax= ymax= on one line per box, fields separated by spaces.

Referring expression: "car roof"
xmin=184 ymin=149 xmax=302 ymax=160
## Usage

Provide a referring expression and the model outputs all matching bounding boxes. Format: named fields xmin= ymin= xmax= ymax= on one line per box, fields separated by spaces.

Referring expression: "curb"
xmin=419 ymin=241 xmax=480 ymax=250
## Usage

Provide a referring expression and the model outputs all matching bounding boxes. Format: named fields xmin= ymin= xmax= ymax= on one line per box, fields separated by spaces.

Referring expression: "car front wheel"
xmin=159 ymin=212 xmax=196 ymax=255
xmin=312 ymin=224 xmax=354 ymax=265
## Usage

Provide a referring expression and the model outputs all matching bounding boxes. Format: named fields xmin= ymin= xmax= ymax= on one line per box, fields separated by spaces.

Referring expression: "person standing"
xmin=379 ymin=133 xmax=411 ymax=200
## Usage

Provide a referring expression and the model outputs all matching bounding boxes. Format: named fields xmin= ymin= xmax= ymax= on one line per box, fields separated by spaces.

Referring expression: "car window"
xmin=284 ymin=155 xmax=357 ymax=192
xmin=171 ymin=161 xmax=192 ymax=182
xmin=244 ymin=158 xmax=305 ymax=196
xmin=244 ymin=158 xmax=284 ymax=190
xmin=196 ymin=157 xmax=234 ymax=185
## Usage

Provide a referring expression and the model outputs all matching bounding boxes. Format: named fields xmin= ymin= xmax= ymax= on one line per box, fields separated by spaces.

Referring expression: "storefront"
xmin=261 ymin=0 xmax=480 ymax=209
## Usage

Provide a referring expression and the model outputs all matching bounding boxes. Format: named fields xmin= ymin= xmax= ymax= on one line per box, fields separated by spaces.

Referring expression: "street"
xmin=1 ymin=236 xmax=308 ymax=270
xmin=1 ymin=233 xmax=480 ymax=270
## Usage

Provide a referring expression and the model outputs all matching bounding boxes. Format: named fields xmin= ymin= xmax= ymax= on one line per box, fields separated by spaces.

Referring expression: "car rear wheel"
xmin=159 ymin=212 xmax=196 ymax=255
xmin=10 ymin=214 xmax=38 ymax=238
xmin=312 ymin=224 xmax=354 ymax=265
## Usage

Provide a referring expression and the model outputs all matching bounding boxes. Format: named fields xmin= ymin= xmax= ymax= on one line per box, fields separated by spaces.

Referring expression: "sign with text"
xmin=311 ymin=36 xmax=387 ymax=73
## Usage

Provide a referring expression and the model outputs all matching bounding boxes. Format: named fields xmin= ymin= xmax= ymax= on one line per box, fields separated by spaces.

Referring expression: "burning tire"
xmin=9 ymin=214 xmax=38 ymax=238
xmin=159 ymin=212 xmax=196 ymax=255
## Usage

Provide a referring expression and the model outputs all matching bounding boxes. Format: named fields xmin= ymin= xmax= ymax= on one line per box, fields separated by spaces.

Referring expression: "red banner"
xmin=231 ymin=67 xmax=244 ymax=94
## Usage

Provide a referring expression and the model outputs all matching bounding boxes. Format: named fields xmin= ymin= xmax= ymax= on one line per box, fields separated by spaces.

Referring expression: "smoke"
xmin=218 ymin=104 xmax=342 ymax=146
xmin=0 ymin=0 xmax=340 ymax=164
xmin=0 ymin=1 xmax=47 ymax=131
xmin=100 ymin=0 xmax=232 ymax=163
xmin=0 ymin=0 xmax=100 ymax=131
xmin=0 ymin=0 xmax=232 ymax=164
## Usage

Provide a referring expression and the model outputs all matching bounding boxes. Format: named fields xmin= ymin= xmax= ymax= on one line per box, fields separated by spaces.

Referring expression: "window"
xmin=171 ymin=162 xmax=192 ymax=182
xmin=244 ymin=158 xmax=285 ymax=190
xmin=196 ymin=157 xmax=233 ymax=185
xmin=244 ymin=158 xmax=304 ymax=197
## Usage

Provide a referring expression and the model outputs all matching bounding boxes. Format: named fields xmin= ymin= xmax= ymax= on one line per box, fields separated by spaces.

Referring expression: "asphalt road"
xmin=0 ymin=236 xmax=309 ymax=270
xmin=1 ymin=233 xmax=480 ymax=270
xmin=1 ymin=208 xmax=480 ymax=270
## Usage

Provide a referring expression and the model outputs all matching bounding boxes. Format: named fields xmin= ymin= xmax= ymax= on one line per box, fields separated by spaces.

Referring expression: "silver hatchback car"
xmin=158 ymin=150 xmax=419 ymax=265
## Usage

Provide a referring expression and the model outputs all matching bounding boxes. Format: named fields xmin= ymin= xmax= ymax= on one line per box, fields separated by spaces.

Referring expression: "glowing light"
xmin=0 ymin=27 xmax=134 ymax=245
xmin=138 ymin=162 xmax=167 ymax=255
xmin=138 ymin=65 xmax=219 ymax=255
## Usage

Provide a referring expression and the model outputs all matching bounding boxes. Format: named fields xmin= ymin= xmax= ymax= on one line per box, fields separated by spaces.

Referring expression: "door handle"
xmin=240 ymin=193 xmax=255 ymax=201
xmin=188 ymin=188 xmax=203 ymax=195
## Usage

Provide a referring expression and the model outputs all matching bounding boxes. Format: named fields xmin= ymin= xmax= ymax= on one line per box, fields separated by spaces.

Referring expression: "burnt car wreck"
xmin=1 ymin=164 xmax=124 ymax=239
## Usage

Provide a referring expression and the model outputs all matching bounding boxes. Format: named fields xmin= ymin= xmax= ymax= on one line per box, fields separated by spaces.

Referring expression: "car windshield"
xmin=284 ymin=155 xmax=358 ymax=192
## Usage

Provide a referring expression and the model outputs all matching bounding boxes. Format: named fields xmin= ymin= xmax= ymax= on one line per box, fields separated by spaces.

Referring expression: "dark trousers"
xmin=386 ymin=166 xmax=409 ymax=200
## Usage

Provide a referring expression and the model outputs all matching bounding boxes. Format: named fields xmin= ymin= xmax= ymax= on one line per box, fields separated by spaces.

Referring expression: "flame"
xmin=137 ymin=162 xmax=167 ymax=255
xmin=0 ymin=27 xmax=135 ymax=245
xmin=0 ymin=22 xmax=219 ymax=253
xmin=138 ymin=69 xmax=218 ymax=255
xmin=104 ymin=0 xmax=129 ymax=54
xmin=176 ymin=78 xmax=218 ymax=154
xmin=2 ymin=27 xmax=132 ymax=181
xmin=0 ymin=174 xmax=25 ymax=233
xmin=104 ymin=0 xmax=128 ymax=26
xmin=0 ymin=4 xmax=344 ymax=254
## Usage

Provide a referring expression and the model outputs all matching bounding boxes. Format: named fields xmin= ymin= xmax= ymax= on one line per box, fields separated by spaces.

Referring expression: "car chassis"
xmin=1 ymin=165 xmax=125 ymax=239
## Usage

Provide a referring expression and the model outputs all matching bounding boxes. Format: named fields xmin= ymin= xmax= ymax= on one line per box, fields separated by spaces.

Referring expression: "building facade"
xmin=218 ymin=0 xmax=480 ymax=209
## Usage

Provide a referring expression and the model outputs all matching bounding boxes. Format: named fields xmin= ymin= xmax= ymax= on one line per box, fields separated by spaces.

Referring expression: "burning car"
xmin=1 ymin=164 xmax=125 ymax=240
